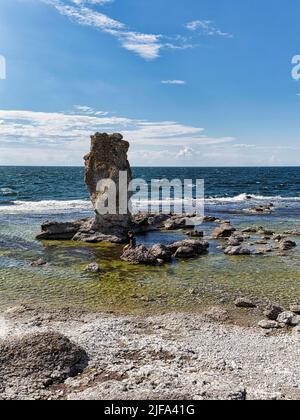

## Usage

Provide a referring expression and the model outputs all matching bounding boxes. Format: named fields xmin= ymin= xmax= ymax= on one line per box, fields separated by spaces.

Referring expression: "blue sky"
xmin=0 ymin=0 xmax=299 ymax=166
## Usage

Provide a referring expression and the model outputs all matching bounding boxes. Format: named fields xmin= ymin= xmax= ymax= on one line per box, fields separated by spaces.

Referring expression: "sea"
xmin=0 ymin=166 xmax=299 ymax=316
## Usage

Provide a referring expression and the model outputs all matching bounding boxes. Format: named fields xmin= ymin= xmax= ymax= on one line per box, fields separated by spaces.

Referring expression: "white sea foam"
xmin=0 ymin=187 xmax=16 ymax=196
xmin=0 ymin=194 xmax=299 ymax=215
xmin=0 ymin=200 xmax=93 ymax=214
xmin=205 ymin=193 xmax=300 ymax=204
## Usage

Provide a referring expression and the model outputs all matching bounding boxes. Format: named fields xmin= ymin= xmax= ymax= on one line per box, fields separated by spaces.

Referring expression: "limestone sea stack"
xmin=73 ymin=133 xmax=133 ymax=243
xmin=37 ymin=133 xmax=133 ymax=243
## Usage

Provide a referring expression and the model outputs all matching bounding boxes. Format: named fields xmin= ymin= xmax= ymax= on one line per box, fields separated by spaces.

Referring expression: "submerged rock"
xmin=84 ymin=263 xmax=101 ymax=273
xmin=174 ymin=246 xmax=197 ymax=259
xmin=187 ymin=229 xmax=204 ymax=238
xmin=290 ymin=304 xmax=300 ymax=314
xmin=278 ymin=239 xmax=297 ymax=251
xmin=264 ymin=304 xmax=284 ymax=321
xmin=224 ymin=246 xmax=251 ymax=256
xmin=234 ymin=298 xmax=257 ymax=308
xmin=283 ymin=230 xmax=300 ymax=236
xmin=30 ymin=258 xmax=47 ymax=267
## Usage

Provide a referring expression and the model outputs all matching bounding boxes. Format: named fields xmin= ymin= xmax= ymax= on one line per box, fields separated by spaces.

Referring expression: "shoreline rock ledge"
xmin=37 ymin=133 xmax=133 ymax=243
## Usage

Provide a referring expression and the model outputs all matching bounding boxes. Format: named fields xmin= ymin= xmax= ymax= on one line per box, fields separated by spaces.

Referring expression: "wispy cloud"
xmin=71 ymin=0 xmax=113 ymax=5
xmin=185 ymin=20 xmax=233 ymax=38
xmin=0 ymin=108 xmax=233 ymax=146
xmin=161 ymin=80 xmax=186 ymax=85
xmin=42 ymin=0 xmax=191 ymax=60
xmin=0 ymin=108 xmax=297 ymax=166
xmin=0 ymin=108 xmax=236 ymax=165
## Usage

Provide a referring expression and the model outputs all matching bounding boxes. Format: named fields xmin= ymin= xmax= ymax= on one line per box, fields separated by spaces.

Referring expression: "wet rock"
xmin=258 ymin=227 xmax=274 ymax=236
xmin=277 ymin=311 xmax=300 ymax=326
xmin=213 ymin=223 xmax=236 ymax=238
xmin=0 ymin=332 xmax=87 ymax=396
xmin=290 ymin=304 xmax=300 ymax=314
xmin=264 ymin=304 xmax=284 ymax=321
xmin=227 ymin=234 xmax=244 ymax=246
xmin=278 ymin=239 xmax=297 ymax=251
xmin=164 ymin=217 xmax=188 ymax=230
xmin=174 ymin=246 xmax=197 ymax=259
xmin=84 ymin=263 xmax=100 ymax=273
xmin=234 ymin=298 xmax=257 ymax=309
xmin=258 ymin=320 xmax=281 ymax=330
xmin=253 ymin=246 xmax=273 ymax=254
xmin=224 ymin=246 xmax=251 ymax=256
xmin=36 ymin=220 xmax=87 ymax=241
xmin=283 ymin=230 xmax=300 ymax=236
xmin=133 ymin=213 xmax=170 ymax=233
xmin=167 ymin=239 xmax=209 ymax=255
xmin=242 ymin=227 xmax=258 ymax=233
xmin=121 ymin=239 xmax=209 ymax=265
xmin=73 ymin=229 xmax=125 ymax=244
xmin=203 ymin=216 xmax=219 ymax=223
xmin=30 ymin=258 xmax=47 ymax=267
xmin=121 ymin=245 xmax=157 ymax=265
xmin=247 ymin=206 xmax=273 ymax=215
xmin=149 ymin=244 xmax=173 ymax=262
xmin=187 ymin=230 xmax=204 ymax=238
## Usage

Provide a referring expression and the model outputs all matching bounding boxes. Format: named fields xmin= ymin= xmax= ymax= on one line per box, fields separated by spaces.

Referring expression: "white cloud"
xmin=185 ymin=20 xmax=233 ymax=38
xmin=161 ymin=80 xmax=186 ymax=85
xmin=42 ymin=0 xmax=191 ymax=60
xmin=0 ymin=108 xmax=297 ymax=166
xmin=71 ymin=0 xmax=113 ymax=5
xmin=0 ymin=108 xmax=236 ymax=165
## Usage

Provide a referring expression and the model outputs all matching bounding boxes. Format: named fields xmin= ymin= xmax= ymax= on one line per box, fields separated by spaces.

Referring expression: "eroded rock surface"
xmin=37 ymin=133 xmax=133 ymax=243
xmin=0 ymin=332 xmax=87 ymax=399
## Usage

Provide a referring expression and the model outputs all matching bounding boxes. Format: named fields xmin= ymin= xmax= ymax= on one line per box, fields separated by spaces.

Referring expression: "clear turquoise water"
xmin=0 ymin=166 xmax=299 ymax=314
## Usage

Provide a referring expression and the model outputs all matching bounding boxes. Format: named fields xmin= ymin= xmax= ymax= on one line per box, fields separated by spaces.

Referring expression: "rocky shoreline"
xmin=1 ymin=304 xmax=300 ymax=400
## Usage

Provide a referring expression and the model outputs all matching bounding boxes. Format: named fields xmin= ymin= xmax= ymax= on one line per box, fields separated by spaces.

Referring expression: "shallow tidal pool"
xmin=0 ymin=215 xmax=299 ymax=317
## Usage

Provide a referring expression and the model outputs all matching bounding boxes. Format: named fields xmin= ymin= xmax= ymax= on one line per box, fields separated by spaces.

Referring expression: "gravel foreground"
xmin=0 ymin=305 xmax=300 ymax=400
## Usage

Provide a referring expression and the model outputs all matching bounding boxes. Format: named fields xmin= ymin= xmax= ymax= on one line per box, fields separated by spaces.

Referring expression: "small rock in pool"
xmin=84 ymin=263 xmax=101 ymax=273
xmin=290 ymin=304 xmax=300 ymax=314
xmin=264 ymin=304 xmax=284 ymax=321
xmin=278 ymin=239 xmax=297 ymax=251
xmin=258 ymin=320 xmax=281 ymax=330
xmin=213 ymin=223 xmax=236 ymax=238
xmin=234 ymin=298 xmax=257 ymax=309
xmin=30 ymin=258 xmax=47 ymax=267
xmin=277 ymin=311 xmax=300 ymax=326
xmin=224 ymin=246 xmax=251 ymax=256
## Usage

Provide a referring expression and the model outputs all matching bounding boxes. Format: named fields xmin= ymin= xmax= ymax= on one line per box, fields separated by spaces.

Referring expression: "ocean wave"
xmin=0 ymin=188 xmax=17 ymax=196
xmin=0 ymin=200 xmax=93 ymax=214
xmin=205 ymin=193 xmax=300 ymax=204
xmin=0 ymin=193 xmax=299 ymax=215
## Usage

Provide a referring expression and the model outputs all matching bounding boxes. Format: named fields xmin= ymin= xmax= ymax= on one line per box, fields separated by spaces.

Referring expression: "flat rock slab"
xmin=0 ymin=332 xmax=87 ymax=398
